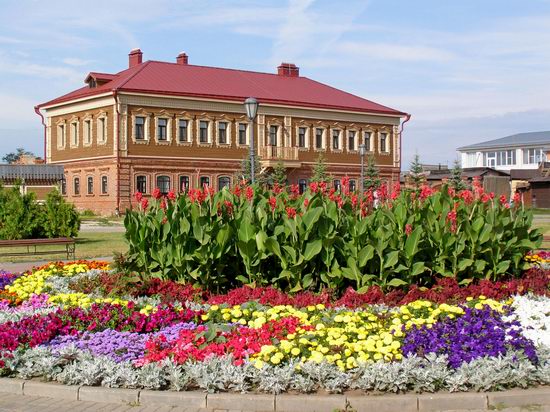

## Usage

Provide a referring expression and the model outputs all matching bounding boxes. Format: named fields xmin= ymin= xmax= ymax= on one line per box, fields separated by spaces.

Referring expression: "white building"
xmin=457 ymin=131 xmax=550 ymax=172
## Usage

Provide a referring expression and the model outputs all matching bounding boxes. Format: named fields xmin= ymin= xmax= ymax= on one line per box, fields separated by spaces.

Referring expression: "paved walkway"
xmin=0 ymin=393 xmax=208 ymax=412
xmin=0 ymin=256 xmax=112 ymax=273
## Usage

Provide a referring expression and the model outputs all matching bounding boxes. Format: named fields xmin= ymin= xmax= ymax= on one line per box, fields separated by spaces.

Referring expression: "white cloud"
xmin=62 ymin=57 xmax=92 ymax=66
xmin=338 ymin=42 xmax=456 ymax=62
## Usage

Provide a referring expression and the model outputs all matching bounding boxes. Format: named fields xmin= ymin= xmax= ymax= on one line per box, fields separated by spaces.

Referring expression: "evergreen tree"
xmin=449 ymin=159 xmax=467 ymax=191
xmin=2 ymin=148 xmax=36 ymax=164
xmin=310 ymin=154 xmax=328 ymax=183
xmin=363 ymin=154 xmax=381 ymax=190
xmin=408 ymin=153 xmax=425 ymax=189
xmin=235 ymin=156 xmax=266 ymax=185
xmin=270 ymin=160 xmax=287 ymax=186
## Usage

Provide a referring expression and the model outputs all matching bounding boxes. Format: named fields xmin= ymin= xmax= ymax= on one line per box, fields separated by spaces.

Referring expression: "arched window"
xmin=136 ymin=175 xmax=147 ymax=193
xmin=218 ymin=176 xmax=231 ymax=190
xmin=298 ymin=179 xmax=307 ymax=194
xmin=73 ymin=177 xmax=80 ymax=195
xmin=87 ymin=176 xmax=94 ymax=195
xmin=156 ymin=175 xmax=171 ymax=195
xmin=333 ymin=179 xmax=341 ymax=191
xmin=179 ymin=175 xmax=190 ymax=192
xmin=101 ymin=176 xmax=108 ymax=194
xmin=200 ymin=176 xmax=210 ymax=188
xmin=349 ymin=179 xmax=357 ymax=192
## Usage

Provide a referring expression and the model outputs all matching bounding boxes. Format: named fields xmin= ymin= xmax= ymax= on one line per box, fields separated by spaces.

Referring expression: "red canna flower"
xmin=499 ymin=195 xmax=507 ymax=205
xmin=141 ymin=198 xmax=149 ymax=209
xmin=167 ymin=190 xmax=176 ymax=201
xmin=309 ymin=182 xmax=318 ymax=193
xmin=481 ymin=193 xmax=490 ymax=203
xmin=160 ymin=199 xmax=167 ymax=210
xmin=269 ymin=196 xmax=277 ymax=212
xmin=286 ymin=207 xmax=297 ymax=218
xmin=245 ymin=186 xmax=254 ymax=201
xmin=134 ymin=191 xmax=143 ymax=202
xmin=304 ymin=198 xmax=310 ymax=208
xmin=405 ymin=223 xmax=413 ymax=236
xmin=152 ymin=188 xmax=162 ymax=199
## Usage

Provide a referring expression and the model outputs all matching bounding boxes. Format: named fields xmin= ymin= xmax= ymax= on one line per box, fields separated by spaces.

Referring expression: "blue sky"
xmin=0 ymin=0 xmax=549 ymax=167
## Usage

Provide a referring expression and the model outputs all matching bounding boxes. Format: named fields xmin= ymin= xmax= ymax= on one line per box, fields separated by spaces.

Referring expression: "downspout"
xmin=398 ymin=114 xmax=412 ymax=174
xmin=34 ymin=106 xmax=46 ymax=163
xmin=114 ymin=91 xmax=121 ymax=215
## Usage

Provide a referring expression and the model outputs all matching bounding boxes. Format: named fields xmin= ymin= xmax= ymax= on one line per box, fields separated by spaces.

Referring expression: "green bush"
xmin=124 ymin=180 xmax=541 ymax=293
xmin=0 ymin=184 xmax=80 ymax=240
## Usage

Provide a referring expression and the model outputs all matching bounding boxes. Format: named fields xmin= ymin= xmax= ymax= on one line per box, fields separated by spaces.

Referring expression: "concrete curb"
xmin=0 ymin=379 xmax=548 ymax=411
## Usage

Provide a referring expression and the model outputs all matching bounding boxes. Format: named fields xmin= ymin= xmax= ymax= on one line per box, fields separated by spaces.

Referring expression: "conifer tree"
xmin=310 ymin=154 xmax=328 ymax=183
xmin=270 ymin=160 xmax=288 ymax=186
xmin=408 ymin=153 xmax=425 ymax=189
xmin=236 ymin=156 xmax=265 ymax=185
xmin=449 ymin=159 xmax=467 ymax=191
xmin=363 ymin=154 xmax=381 ymax=190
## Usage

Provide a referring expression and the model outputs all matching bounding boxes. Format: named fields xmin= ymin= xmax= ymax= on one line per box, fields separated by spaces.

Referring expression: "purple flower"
xmin=45 ymin=322 xmax=197 ymax=362
xmin=0 ymin=271 xmax=21 ymax=290
xmin=402 ymin=306 xmax=538 ymax=368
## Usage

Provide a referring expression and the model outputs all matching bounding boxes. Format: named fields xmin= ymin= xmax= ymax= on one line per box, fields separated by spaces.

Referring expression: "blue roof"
xmin=457 ymin=131 xmax=550 ymax=151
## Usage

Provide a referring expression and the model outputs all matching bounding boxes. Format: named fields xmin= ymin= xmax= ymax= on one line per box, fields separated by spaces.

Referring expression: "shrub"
xmin=124 ymin=179 xmax=541 ymax=292
xmin=0 ymin=185 xmax=79 ymax=240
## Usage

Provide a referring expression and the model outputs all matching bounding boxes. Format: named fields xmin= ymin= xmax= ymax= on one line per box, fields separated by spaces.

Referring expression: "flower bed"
xmin=0 ymin=260 xmax=549 ymax=394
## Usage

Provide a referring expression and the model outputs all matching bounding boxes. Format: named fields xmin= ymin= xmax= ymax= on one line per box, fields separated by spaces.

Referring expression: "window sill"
xmin=99 ymin=193 xmax=109 ymax=197
xmin=298 ymin=147 xmax=309 ymax=152
xmin=176 ymin=141 xmax=192 ymax=146
xmin=132 ymin=139 xmax=150 ymax=145
xmin=156 ymin=140 xmax=171 ymax=145
xmin=198 ymin=142 xmax=213 ymax=147
xmin=97 ymin=140 xmax=108 ymax=146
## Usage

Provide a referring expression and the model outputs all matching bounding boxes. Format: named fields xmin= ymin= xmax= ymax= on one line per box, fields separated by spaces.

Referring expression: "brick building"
xmin=36 ymin=49 xmax=409 ymax=215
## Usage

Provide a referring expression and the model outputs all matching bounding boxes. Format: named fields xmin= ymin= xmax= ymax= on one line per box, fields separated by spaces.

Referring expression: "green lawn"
xmin=0 ymin=232 xmax=127 ymax=263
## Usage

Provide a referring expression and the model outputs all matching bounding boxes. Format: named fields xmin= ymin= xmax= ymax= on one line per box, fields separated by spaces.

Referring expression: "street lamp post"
xmin=244 ymin=97 xmax=259 ymax=184
xmin=359 ymin=143 xmax=366 ymax=196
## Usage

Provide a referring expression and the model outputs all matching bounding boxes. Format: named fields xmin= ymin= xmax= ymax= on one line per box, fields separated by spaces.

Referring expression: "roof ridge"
xmin=115 ymin=61 xmax=153 ymax=91
xmin=146 ymin=59 xmax=294 ymax=78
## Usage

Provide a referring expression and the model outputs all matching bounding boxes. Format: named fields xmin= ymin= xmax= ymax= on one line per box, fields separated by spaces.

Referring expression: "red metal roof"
xmin=38 ymin=61 xmax=406 ymax=116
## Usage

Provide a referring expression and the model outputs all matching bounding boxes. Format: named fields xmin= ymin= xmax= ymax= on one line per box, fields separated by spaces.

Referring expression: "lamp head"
xmin=359 ymin=143 xmax=366 ymax=156
xmin=244 ymin=97 xmax=259 ymax=120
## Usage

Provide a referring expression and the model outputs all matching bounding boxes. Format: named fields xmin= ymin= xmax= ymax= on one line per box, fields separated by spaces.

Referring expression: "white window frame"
xmin=56 ymin=121 xmax=66 ymax=150
xmin=266 ymin=122 xmax=284 ymax=147
xmin=363 ymin=130 xmax=374 ymax=152
xmin=176 ymin=117 xmax=192 ymax=145
xmin=330 ymin=128 xmax=343 ymax=152
xmin=237 ymin=122 xmax=250 ymax=147
xmin=69 ymin=119 xmax=79 ymax=148
xmin=96 ymin=114 xmax=108 ymax=145
xmin=131 ymin=113 xmax=150 ymax=143
xmin=83 ymin=117 xmax=93 ymax=147
xmin=523 ymin=148 xmax=545 ymax=165
xmin=314 ymin=127 xmax=326 ymax=151
xmin=197 ymin=119 xmax=213 ymax=145
xmin=296 ymin=125 xmax=309 ymax=150
xmin=155 ymin=116 xmax=171 ymax=144
xmin=379 ymin=131 xmax=390 ymax=154
xmin=347 ymin=129 xmax=358 ymax=153
xmin=216 ymin=120 xmax=231 ymax=146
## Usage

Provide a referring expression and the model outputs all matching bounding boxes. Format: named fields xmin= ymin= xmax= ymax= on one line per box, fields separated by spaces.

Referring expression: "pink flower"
xmin=499 ymin=195 xmax=507 ymax=205
xmin=303 ymin=198 xmax=310 ymax=208
xmin=405 ymin=224 xmax=413 ymax=236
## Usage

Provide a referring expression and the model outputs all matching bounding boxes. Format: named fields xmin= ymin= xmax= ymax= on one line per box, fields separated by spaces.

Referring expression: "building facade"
xmin=458 ymin=131 xmax=550 ymax=172
xmin=0 ymin=165 xmax=64 ymax=201
xmin=37 ymin=49 xmax=408 ymax=215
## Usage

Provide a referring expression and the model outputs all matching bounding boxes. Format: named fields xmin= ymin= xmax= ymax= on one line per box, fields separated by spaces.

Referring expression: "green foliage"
xmin=124 ymin=182 xmax=540 ymax=293
xmin=449 ymin=159 xmax=468 ymax=191
xmin=364 ymin=155 xmax=381 ymax=190
xmin=0 ymin=185 xmax=79 ymax=240
xmin=270 ymin=161 xmax=287 ymax=186
xmin=2 ymin=147 xmax=36 ymax=164
xmin=310 ymin=154 xmax=328 ymax=183
xmin=236 ymin=156 xmax=267 ymax=185
xmin=408 ymin=153 xmax=425 ymax=189
xmin=41 ymin=190 xmax=80 ymax=237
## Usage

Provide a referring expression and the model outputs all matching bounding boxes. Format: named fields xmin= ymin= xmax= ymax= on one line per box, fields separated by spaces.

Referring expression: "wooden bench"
xmin=0 ymin=237 xmax=76 ymax=260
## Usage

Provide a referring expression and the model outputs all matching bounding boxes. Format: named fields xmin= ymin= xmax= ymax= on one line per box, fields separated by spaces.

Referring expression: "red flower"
xmin=447 ymin=187 xmax=455 ymax=197
xmin=134 ymin=191 xmax=143 ymax=202
xmin=481 ymin=193 xmax=490 ymax=203
xmin=290 ymin=184 xmax=300 ymax=197
xmin=286 ymin=207 xmax=297 ymax=218
xmin=245 ymin=186 xmax=254 ymax=201
xmin=303 ymin=198 xmax=310 ymax=208
xmin=513 ymin=192 xmax=521 ymax=205
xmin=405 ymin=224 xmax=413 ymax=236
xmin=152 ymin=188 xmax=162 ymax=199
xmin=273 ymin=183 xmax=284 ymax=195
xmin=499 ymin=195 xmax=507 ymax=205
xmin=141 ymin=198 xmax=149 ymax=209
xmin=167 ymin=190 xmax=176 ymax=200
xmin=459 ymin=190 xmax=474 ymax=204
xmin=160 ymin=199 xmax=167 ymax=210
xmin=269 ymin=196 xmax=277 ymax=212
xmin=309 ymin=182 xmax=318 ymax=193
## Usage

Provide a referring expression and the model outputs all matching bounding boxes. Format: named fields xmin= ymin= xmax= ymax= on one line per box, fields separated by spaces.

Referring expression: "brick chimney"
xmin=176 ymin=52 xmax=188 ymax=65
xmin=277 ymin=62 xmax=299 ymax=77
xmin=128 ymin=48 xmax=143 ymax=68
